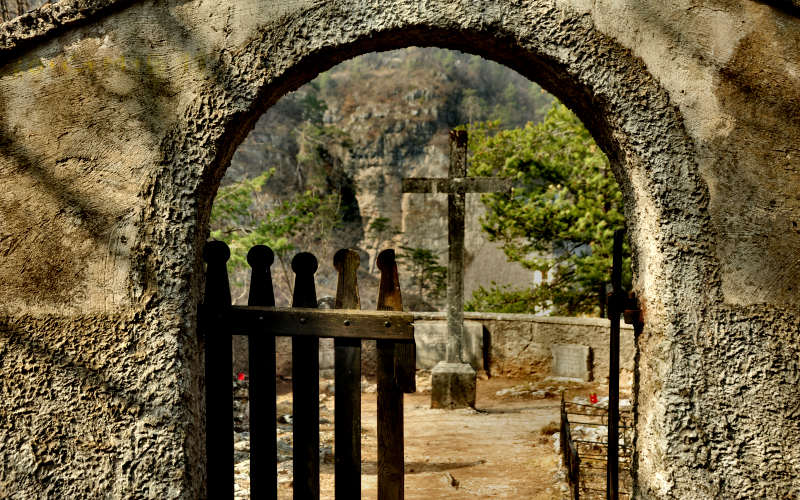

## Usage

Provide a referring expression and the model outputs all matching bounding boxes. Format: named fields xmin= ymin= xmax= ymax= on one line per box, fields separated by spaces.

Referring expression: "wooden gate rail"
xmin=200 ymin=242 xmax=415 ymax=500
xmin=202 ymin=241 xmax=235 ymax=499
xmin=376 ymin=248 xmax=413 ymax=500
xmin=291 ymin=251 xmax=320 ymax=498
xmin=211 ymin=307 xmax=414 ymax=339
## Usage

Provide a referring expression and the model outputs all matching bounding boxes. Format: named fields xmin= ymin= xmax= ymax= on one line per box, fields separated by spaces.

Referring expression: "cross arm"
xmin=402 ymin=177 xmax=512 ymax=194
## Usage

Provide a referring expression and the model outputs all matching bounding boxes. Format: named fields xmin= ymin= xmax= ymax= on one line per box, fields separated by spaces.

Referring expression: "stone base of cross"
xmin=403 ymin=130 xmax=511 ymax=409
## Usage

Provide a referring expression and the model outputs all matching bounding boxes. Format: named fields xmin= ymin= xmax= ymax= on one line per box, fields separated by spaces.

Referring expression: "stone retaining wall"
xmin=413 ymin=312 xmax=634 ymax=380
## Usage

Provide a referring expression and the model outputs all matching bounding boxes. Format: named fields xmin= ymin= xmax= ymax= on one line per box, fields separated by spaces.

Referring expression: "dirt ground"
xmin=265 ymin=375 xmax=614 ymax=499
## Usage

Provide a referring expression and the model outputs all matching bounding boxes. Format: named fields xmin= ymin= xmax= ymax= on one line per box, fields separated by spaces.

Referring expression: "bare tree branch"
xmin=0 ymin=0 xmax=10 ymax=22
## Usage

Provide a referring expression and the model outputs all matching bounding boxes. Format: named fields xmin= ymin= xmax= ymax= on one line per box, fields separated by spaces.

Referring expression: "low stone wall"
xmin=412 ymin=312 xmax=635 ymax=380
xmin=235 ymin=313 xmax=633 ymax=381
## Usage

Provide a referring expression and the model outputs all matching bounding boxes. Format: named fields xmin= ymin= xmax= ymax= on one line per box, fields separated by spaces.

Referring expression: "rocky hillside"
xmin=221 ymin=48 xmax=554 ymax=310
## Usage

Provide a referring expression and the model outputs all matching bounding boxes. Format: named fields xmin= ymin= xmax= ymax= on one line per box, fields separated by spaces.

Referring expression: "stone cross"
xmin=402 ymin=129 xmax=511 ymax=407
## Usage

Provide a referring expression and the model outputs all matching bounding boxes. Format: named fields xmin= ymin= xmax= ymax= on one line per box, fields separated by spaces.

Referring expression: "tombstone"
xmin=318 ymin=295 xmax=336 ymax=378
xmin=550 ymin=344 xmax=593 ymax=381
xmin=413 ymin=320 xmax=483 ymax=371
xmin=319 ymin=339 xmax=335 ymax=379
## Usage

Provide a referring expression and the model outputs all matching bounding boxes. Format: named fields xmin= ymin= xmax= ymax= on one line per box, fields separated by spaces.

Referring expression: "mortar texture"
xmin=0 ymin=0 xmax=798 ymax=498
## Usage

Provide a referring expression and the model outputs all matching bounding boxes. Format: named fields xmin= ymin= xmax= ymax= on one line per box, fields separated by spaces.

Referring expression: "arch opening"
xmin=209 ymin=43 xmax=646 ymax=497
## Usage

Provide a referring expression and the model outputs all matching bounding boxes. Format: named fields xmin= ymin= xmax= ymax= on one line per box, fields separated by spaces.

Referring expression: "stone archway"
xmin=1 ymin=1 xmax=798 ymax=498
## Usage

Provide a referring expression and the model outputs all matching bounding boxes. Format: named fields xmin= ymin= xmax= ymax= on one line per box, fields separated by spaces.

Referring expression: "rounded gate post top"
xmin=292 ymin=252 xmax=318 ymax=274
xmin=247 ymin=245 xmax=274 ymax=269
xmin=203 ymin=240 xmax=230 ymax=264
xmin=333 ymin=248 xmax=360 ymax=272
xmin=376 ymin=248 xmax=396 ymax=272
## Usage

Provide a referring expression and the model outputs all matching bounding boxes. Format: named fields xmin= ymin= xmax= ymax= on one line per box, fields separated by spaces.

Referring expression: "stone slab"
xmin=430 ymin=362 xmax=476 ymax=409
xmin=414 ymin=320 xmax=483 ymax=370
xmin=550 ymin=344 xmax=593 ymax=381
xmin=319 ymin=337 xmax=335 ymax=378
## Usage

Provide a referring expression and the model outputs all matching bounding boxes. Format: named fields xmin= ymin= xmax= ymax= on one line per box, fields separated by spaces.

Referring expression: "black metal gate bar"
xmin=606 ymin=229 xmax=624 ymax=500
xmin=246 ymin=245 xmax=277 ymax=500
xmin=203 ymin=241 xmax=235 ymax=499
xmin=291 ymin=252 xmax=320 ymax=499
xmin=333 ymin=249 xmax=362 ymax=499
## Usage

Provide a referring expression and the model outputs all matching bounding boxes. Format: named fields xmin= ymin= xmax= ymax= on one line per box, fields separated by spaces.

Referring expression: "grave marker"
xmin=550 ymin=344 xmax=593 ymax=381
xmin=403 ymin=130 xmax=510 ymax=408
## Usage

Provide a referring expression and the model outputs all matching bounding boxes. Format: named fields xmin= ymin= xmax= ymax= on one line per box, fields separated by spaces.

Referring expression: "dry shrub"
xmin=540 ymin=421 xmax=560 ymax=436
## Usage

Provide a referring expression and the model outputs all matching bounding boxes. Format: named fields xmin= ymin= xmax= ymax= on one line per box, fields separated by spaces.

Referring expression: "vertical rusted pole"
xmin=247 ymin=245 xmax=276 ymax=500
xmin=607 ymin=229 xmax=623 ymax=500
xmin=333 ymin=249 xmax=362 ymax=499
xmin=203 ymin=241 xmax=234 ymax=500
xmin=291 ymin=252 xmax=319 ymax=500
xmin=377 ymin=249 xmax=405 ymax=500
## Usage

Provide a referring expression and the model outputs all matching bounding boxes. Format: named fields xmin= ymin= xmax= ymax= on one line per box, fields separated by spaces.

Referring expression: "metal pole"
xmin=607 ymin=229 xmax=623 ymax=500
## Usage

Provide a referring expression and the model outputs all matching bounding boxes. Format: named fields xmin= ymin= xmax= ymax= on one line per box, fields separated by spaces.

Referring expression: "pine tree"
xmin=466 ymin=102 xmax=631 ymax=316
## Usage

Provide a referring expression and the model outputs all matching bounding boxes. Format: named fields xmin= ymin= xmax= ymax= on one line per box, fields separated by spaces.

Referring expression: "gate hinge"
xmin=622 ymin=292 xmax=644 ymax=327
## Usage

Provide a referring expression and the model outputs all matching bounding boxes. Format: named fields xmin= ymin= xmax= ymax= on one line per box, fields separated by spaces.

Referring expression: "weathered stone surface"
xmin=414 ymin=320 xmax=483 ymax=371
xmin=430 ymin=362 xmax=476 ymax=410
xmin=318 ymin=338 xmax=335 ymax=379
xmin=0 ymin=0 xmax=798 ymax=498
xmin=411 ymin=312 xmax=634 ymax=378
xmin=550 ymin=344 xmax=593 ymax=381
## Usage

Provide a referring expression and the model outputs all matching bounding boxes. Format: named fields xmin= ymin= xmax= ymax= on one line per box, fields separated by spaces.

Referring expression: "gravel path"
xmin=227 ymin=375 xmax=614 ymax=499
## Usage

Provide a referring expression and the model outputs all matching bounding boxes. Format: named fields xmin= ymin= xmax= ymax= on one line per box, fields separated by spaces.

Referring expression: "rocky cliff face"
xmin=225 ymin=48 xmax=552 ymax=309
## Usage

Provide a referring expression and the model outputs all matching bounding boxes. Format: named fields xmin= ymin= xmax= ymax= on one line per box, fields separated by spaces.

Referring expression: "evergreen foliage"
xmin=396 ymin=246 xmax=447 ymax=306
xmin=366 ymin=217 xmax=400 ymax=272
xmin=466 ymin=102 xmax=631 ymax=316
xmin=209 ymin=169 xmax=341 ymax=301
xmin=465 ymin=283 xmax=550 ymax=315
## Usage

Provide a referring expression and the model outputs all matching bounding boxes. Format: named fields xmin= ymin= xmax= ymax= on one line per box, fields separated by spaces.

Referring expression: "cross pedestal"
xmin=403 ymin=130 xmax=510 ymax=409
xmin=430 ymin=362 xmax=476 ymax=409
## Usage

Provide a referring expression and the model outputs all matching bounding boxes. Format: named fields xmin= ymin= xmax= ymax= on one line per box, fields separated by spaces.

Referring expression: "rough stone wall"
xmin=413 ymin=312 xmax=635 ymax=379
xmin=0 ymin=0 xmax=798 ymax=498
xmin=482 ymin=314 xmax=634 ymax=380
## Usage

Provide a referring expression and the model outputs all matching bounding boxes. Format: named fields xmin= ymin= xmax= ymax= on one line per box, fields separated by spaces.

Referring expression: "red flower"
xmin=589 ymin=393 xmax=598 ymax=404
xmin=237 ymin=372 xmax=245 ymax=381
